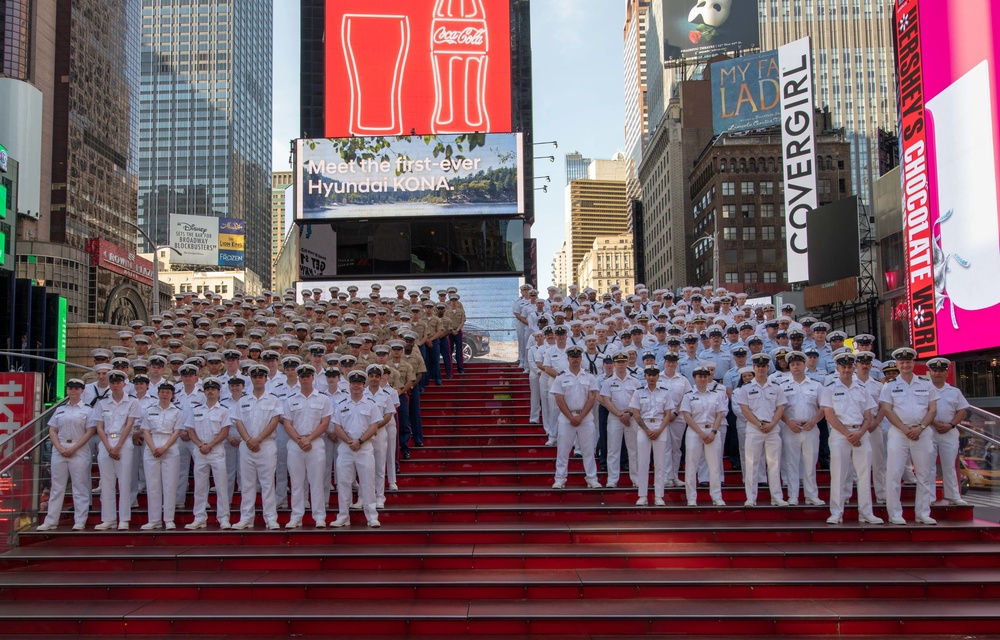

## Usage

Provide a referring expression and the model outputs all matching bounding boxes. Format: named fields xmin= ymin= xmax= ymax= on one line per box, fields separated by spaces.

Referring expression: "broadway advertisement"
xmin=711 ymin=50 xmax=780 ymax=134
xmin=296 ymin=133 xmax=523 ymax=220
xmin=662 ymin=0 xmax=760 ymax=62
xmin=896 ymin=0 xmax=1000 ymax=357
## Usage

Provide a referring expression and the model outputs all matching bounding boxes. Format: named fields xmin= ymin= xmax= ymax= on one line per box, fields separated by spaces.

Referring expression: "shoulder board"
xmin=824 ymin=380 xmax=836 ymax=387
xmin=219 ymin=401 xmax=230 ymax=409
xmin=128 ymin=394 xmax=137 ymax=399
xmin=269 ymin=392 xmax=280 ymax=398
xmin=191 ymin=401 xmax=204 ymax=407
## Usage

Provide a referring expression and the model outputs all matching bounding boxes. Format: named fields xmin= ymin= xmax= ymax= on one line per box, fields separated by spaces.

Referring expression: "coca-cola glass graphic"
xmin=431 ymin=0 xmax=490 ymax=133
xmin=342 ymin=14 xmax=411 ymax=136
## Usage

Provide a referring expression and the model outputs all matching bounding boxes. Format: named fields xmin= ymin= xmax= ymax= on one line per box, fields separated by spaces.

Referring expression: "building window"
xmin=760 ymin=203 xmax=775 ymax=218
xmin=725 ymin=272 xmax=739 ymax=284
xmin=741 ymin=181 xmax=755 ymax=195
xmin=722 ymin=204 xmax=736 ymax=218
xmin=761 ymin=226 xmax=776 ymax=240
xmin=760 ymin=181 xmax=774 ymax=195
xmin=723 ymin=227 xmax=737 ymax=241
xmin=742 ymin=204 xmax=755 ymax=219
xmin=819 ymin=179 xmax=832 ymax=194
xmin=742 ymin=226 xmax=756 ymax=240
xmin=744 ymin=272 xmax=759 ymax=283
xmin=764 ymin=271 xmax=778 ymax=283
xmin=722 ymin=182 xmax=735 ymax=196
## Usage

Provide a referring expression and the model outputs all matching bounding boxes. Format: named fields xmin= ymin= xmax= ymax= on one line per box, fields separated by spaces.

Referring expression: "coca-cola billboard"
xmin=326 ymin=0 xmax=512 ymax=138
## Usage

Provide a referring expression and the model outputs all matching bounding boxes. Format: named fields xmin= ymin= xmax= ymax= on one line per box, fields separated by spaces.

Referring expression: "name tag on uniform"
xmin=748 ymin=389 xmax=760 ymax=396
xmin=834 ymin=391 xmax=846 ymax=397
xmin=914 ymin=389 xmax=929 ymax=396
xmin=340 ymin=407 xmax=350 ymax=413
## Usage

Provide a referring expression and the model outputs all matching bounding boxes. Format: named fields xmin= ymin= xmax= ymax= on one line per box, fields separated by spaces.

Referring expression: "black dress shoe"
xmin=402 ymin=451 xmax=411 ymax=459
xmin=414 ymin=442 xmax=424 ymax=448
xmin=699 ymin=481 xmax=709 ymax=487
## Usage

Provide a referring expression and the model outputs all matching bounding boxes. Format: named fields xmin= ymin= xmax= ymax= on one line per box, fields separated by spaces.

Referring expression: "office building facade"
xmin=578 ymin=234 xmax=634 ymax=294
xmin=565 ymin=154 xmax=630 ymax=286
xmin=137 ymin=0 xmax=272 ymax=287
xmin=271 ymin=170 xmax=292 ymax=289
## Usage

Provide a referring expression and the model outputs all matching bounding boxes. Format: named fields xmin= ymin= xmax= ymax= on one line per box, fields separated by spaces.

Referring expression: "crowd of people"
xmin=38 ymin=284 xmax=466 ymax=531
xmin=514 ymin=282 xmax=971 ymax=525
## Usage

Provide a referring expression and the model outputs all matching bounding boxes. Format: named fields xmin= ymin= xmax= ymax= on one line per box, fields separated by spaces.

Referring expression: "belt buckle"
xmin=65 ymin=440 xmax=74 ymax=444
xmin=108 ymin=433 xmax=119 ymax=439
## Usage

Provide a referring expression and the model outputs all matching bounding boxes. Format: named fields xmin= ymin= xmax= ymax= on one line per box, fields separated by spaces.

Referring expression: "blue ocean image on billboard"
xmin=299 ymin=134 xmax=520 ymax=220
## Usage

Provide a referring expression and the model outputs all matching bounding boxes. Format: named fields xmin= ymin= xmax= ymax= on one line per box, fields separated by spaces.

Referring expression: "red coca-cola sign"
xmin=325 ymin=0 xmax=512 ymax=138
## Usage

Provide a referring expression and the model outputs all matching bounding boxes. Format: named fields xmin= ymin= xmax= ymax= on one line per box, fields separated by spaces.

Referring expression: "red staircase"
xmin=1 ymin=362 xmax=999 ymax=637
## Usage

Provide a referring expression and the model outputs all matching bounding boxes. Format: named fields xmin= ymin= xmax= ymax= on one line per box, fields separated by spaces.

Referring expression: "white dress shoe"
xmin=388 ymin=483 xmax=398 ymax=491
xmin=713 ymin=500 xmax=726 ymax=507
xmin=687 ymin=501 xmax=698 ymax=507
xmin=219 ymin=521 xmax=232 ymax=530
xmin=635 ymin=497 xmax=648 ymax=506
xmin=331 ymin=516 xmax=351 ymax=527
xmin=605 ymin=483 xmax=617 ymax=489
xmin=376 ymin=500 xmax=385 ymax=509
xmin=744 ymin=500 xmax=756 ymax=507
xmin=586 ymin=481 xmax=602 ymax=489
xmin=950 ymin=498 xmax=970 ymax=506
xmin=165 ymin=522 xmax=176 ymax=530
xmin=551 ymin=481 xmax=565 ymax=489
xmin=915 ymin=516 xmax=938 ymax=525
xmin=771 ymin=498 xmax=789 ymax=507
xmin=94 ymin=521 xmax=117 ymax=531
xmin=826 ymin=515 xmax=843 ymax=524
xmin=232 ymin=519 xmax=254 ymax=530
xmin=860 ymin=514 xmax=885 ymax=524
xmin=805 ymin=498 xmax=826 ymax=506
xmin=140 ymin=522 xmax=162 ymax=531
xmin=888 ymin=516 xmax=907 ymax=525
xmin=184 ymin=521 xmax=207 ymax=530
xmin=654 ymin=497 xmax=666 ymax=506
xmin=314 ymin=521 xmax=326 ymax=528
xmin=350 ymin=499 xmax=363 ymax=509
xmin=285 ymin=520 xmax=302 ymax=529
xmin=117 ymin=522 xmax=130 ymax=530
xmin=72 ymin=523 xmax=86 ymax=531
xmin=266 ymin=522 xmax=280 ymax=530
xmin=367 ymin=519 xmax=381 ymax=528
xmin=36 ymin=523 xmax=58 ymax=531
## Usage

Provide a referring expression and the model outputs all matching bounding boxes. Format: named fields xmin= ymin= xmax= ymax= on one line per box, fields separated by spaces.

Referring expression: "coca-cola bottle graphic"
xmin=430 ymin=0 xmax=490 ymax=133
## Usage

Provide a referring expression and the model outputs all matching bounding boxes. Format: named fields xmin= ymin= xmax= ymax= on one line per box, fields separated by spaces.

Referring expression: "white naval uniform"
xmin=185 ymin=400 xmax=233 ymax=526
xmin=780 ymin=376 xmax=823 ymax=504
xmin=233 ymin=391 xmax=283 ymax=527
xmin=629 ymin=384 xmax=676 ymax=501
xmin=735 ymin=379 xmax=787 ymax=504
xmin=140 ymin=402 xmax=186 ymax=526
xmin=220 ymin=372 xmax=250 ymax=502
xmin=172 ymin=385 xmax=206 ymax=508
xmin=283 ymin=389 xmax=333 ymax=526
xmin=379 ymin=383 xmax=401 ymax=490
xmin=856 ymin=375 xmax=889 ymax=502
xmin=90 ymin=394 xmax=142 ymax=525
xmin=43 ymin=401 xmax=95 ymax=528
xmin=821 ymin=378 xmax=878 ymax=519
xmin=931 ymin=382 xmax=970 ymax=502
xmin=550 ymin=369 xmax=600 ymax=486
xmin=541 ymin=344 xmax=570 ymax=441
xmin=527 ymin=341 xmax=545 ymax=423
xmin=130 ymin=395 xmax=157 ymax=508
xmin=879 ymin=376 xmax=940 ymax=521
xmin=268 ymin=374 xmax=297 ymax=506
xmin=679 ymin=386 xmax=729 ymax=504
xmin=333 ymin=396 xmax=382 ymax=524
xmin=365 ymin=385 xmax=398 ymax=505
xmin=660 ymin=373 xmax=693 ymax=486
xmin=600 ymin=373 xmax=642 ymax=487
xmin=322 ymin=386 xmax=349 ymax=506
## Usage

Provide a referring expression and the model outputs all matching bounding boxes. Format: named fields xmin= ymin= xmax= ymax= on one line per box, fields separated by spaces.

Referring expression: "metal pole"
xmin=152 ymin=249 xmax=160 ymax=317
xmin=0 ymin=351 xmax=95 ymax=371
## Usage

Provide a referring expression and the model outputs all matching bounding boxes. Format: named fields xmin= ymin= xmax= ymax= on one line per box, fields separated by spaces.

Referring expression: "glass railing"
xmin=0 ymin=400 xmax=68 ymax=552
xmin=956 ymin=407 xmax=1000 ymax=508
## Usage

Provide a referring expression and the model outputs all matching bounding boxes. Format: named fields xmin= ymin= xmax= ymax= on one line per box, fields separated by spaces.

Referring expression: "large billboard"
xmin=663 ymin=0 xmax=760 ymax=62
xmin=805 ymin=197 xmax=860 ymax=285
xmin=324 ymin=0 xmax=512 ymax=138
xmin=296 ymin=133 xmax=523 ymax=221
xmin=711 ymin=50 xmax=780 ymax=134
xmin=169 ymin=214 xmax=245 ymax=268
xmin=896 ymin=0 xmax=1000 ymax=358
xmin=779 ymin=37 xmax=817 ymax=284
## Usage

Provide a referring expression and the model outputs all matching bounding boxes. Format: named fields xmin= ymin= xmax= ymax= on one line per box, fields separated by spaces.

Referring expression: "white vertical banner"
xmin=778 ymin=37 xmax=817 ymax=283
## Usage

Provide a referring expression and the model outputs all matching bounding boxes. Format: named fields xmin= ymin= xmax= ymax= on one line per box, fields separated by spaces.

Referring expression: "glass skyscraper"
xmin=138 ymin=0 xmax=272 ymax=286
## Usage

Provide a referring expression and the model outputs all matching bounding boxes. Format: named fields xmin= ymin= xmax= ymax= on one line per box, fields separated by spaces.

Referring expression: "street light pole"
xmin=121 ymin=220 xmax=181 ymax=318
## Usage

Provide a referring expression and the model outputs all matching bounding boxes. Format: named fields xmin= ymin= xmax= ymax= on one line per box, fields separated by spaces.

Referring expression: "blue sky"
xmin=272 ymin=1 xmax=626 ymax=289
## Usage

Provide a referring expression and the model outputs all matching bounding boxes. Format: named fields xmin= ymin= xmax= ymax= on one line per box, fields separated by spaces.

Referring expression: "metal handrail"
xmin=957 ymin=424 xmax=1000 ymax=449
xmin=0 ymin=399 xmax=66 ymax=476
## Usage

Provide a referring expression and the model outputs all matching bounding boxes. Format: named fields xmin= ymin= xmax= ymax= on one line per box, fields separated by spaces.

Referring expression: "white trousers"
xmin=737 ymin=419 xmax=767 ymax=485
xmin=744 ymin=424 xmax=783 ymax=503
xmin=287 ymin=439 xmax=327 ymax=524
xmin=45 ymin=447 xmax=92 ymax=527
xmin=192 ymin=445 xmax=230 ymax=525
xmin=374 ymin=427 xmax=388 ymax=502
xmin=781 ymin=426 xmax=820 ymax=502
xmin=143 ymin=444 xmax=180 ymax=525
xmin=225 ymin=440 xmax=240 ymax=504
xmin=698 ymin=425 xmax=727 ymax=482
xmin=275 ymin=428 xmax=290 ymax=506
xmin=539 ymin=376 xmax=556 ymax=439
xmin=636 ymin=428 xmax=667 ymax=500
xmin=529 ymin=371 xmax=541 ymax=423
xmin=886 ymin=427 xmax=936 ymax=520
xmin=324 ymin=434 xmax=338 ymax=506
xmin=336 ymin=441 xmax=378 ymax=522
xmin=870 ymin=425 xmax=888 ymax=501
xmin=606 ymin=416 xmax=638 ymax=487
xmin=554 ymin=413 xmax=598 ymax=484
xmin=385 ymin=422 xmax=398 ymax=486
xmin=175 ymin=440 xmax=195 ymax=507
xmin=666 ymin=421 xmax=687 ymax=484
xmin=932 ymin=427 xmax=962 ymax=501
xmin=129 ymin=438 xmax=145 ymax=506
xmin=685 ymin=428 xmax=723 ymax=503
xmin=239 ymin=439 xmax=278 ymax=526
xmin=828 ymin=430 xmax=874 ymax=518
xmin=98 ymin=439 xmax=134 ymax=524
